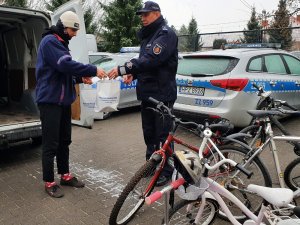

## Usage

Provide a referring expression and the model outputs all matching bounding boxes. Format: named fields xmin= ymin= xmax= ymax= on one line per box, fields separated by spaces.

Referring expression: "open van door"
xmin=51 ymin=0 xmax=103 ymax=128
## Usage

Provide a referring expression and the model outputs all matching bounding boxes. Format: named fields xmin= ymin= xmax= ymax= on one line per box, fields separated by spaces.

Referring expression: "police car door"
xmin=51 ymin=0 xmax=95 ymax=128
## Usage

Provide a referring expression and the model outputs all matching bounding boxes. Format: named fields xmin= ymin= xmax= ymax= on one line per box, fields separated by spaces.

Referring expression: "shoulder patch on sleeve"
xmin=153 ymin=43 xmax=163 ymax=55
xmin=125 ymin=61 xmax=133 ymax=69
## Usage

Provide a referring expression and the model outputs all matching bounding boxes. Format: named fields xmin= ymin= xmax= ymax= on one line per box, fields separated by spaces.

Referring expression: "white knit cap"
xmin=60 ymin=11 xmax=80 ymax=30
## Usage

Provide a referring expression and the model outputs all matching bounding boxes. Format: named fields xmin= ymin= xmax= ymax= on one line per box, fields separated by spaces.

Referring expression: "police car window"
xmin=282 ymin=55 xmax=300 ymax=75
xmin=93 ymin=58 xmax=116 ymax=71
xmin=92 ymin=54 xmax=135 ymax=71
xmin=248 ymin=57 xmax=262 ymax=72
xmin=89 ymin=55 xmax=108 ymax=64
xmin=265 ymin=55 xmax=287 ymax=74
xmin=177 ymin=57 xmax=233 ymax=76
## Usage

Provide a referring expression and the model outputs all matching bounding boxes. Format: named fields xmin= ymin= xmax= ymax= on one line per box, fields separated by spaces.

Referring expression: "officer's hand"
xmin=97 ymin=68 xmax=107 ymax=79
xmin=82 ymin=77 xmax=93 ymax=85
xmin=108 ymin=67 xmax=119 ymax=80
xmin=123 ymin=75 xmax=133 ymax=84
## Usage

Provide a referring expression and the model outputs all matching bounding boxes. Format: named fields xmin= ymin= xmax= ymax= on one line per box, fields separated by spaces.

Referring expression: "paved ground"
xmin=0 ymin=107 xmax=299 ymax=225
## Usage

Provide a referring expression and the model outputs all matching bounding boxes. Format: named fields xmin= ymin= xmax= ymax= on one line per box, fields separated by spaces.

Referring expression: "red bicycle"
xmin=108 ymin=97 xmax=268 ymax=225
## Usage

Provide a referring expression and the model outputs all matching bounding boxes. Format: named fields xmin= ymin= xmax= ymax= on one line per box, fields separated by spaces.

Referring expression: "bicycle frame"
xmin=198 ymin=176 xmax=293 ymax=225
xmin=241 ymin=116 xmax=300 ymax=192
xmin=150 ymin=131 xmax=211 ymax=183
xmin=185 ymin=127 xmax=263 ymax=225
xmin=204 ymin=178 xmax=265 ymax=225
xmin=146 ymin=121 xmax=237 ymax=202
xmin=146 ymin=124 xmax=299 ymax=225
xmin=196 ymin=127 xmax=297 ymax=225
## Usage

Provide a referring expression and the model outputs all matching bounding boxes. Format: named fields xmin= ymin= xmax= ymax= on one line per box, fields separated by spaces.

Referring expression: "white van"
xmin=0 ymin=0 xmax=101 ymax=149
xmin=86 ymin=34 xmax=97 ymax=53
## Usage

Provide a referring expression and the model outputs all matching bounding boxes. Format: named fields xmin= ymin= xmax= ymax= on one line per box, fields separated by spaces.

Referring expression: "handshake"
xmin=82 ymin=67 xmax=133 ymax=85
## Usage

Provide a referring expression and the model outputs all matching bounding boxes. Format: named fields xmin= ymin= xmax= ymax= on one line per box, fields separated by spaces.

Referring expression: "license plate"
xmin=179 ymin=86 xmax=205 ymax=96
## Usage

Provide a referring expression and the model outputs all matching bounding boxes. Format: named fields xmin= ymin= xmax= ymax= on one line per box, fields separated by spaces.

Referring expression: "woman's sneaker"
xmin=60 ymin=177 xmax=85 ymax=188
xmin=45 ymin=183 xmax=64 ymax=198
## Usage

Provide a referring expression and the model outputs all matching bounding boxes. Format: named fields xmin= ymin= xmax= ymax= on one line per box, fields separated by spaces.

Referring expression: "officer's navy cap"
xmin=136 ymin=1 xmax=161 ymax=15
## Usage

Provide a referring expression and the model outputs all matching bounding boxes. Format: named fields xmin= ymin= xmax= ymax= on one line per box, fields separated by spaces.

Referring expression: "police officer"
xmin=108 ymin=1 xmax=178 ymax=186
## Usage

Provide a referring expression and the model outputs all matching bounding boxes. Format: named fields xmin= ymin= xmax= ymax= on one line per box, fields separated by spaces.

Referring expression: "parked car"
xmin=174 ymin=44 xmax=300 ymax=127
xmin=88 ymin=52 xmax=112 ymax=64
xmin=86 ymin=34 xmax=98 ymax=53
xmin=91 ymin=52 xmax=140 ymax=110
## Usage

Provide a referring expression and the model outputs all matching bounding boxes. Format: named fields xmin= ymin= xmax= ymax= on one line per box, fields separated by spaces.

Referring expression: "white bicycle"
xmin=146 ymin=126 xmax=300 ymax=225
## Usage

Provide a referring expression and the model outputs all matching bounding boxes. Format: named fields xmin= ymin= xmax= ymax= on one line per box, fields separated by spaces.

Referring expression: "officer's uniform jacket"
xmin=119 ymin=16 xmax=178 ymax=102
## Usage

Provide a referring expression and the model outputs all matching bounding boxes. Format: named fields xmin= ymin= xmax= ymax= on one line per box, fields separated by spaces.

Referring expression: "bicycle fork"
xmin=193 ymin=194 xmax=207 ymax=224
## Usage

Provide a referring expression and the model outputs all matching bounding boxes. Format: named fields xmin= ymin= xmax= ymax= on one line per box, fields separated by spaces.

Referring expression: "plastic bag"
xmin=94 ymin=79 xmax=120 ymax=112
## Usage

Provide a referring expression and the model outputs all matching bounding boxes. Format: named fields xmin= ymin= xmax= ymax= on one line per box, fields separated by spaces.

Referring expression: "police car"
xmin=174 ymin=43 xmax=300 ymax=127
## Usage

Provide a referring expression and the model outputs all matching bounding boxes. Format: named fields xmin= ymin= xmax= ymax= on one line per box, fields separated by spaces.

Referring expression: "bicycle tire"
xmin=165 ymin=198 xmax=218 ymax=225
xmin=239 ymin=124 xmax=259 ymax=134
xmin=239 ymin=124 xmax=262 ymax=148
xmin=109 ymin=159 xmax=159 ymax=225
xmin=207 ymin=145 xmax=272 ymax=222
xmin=284 ymin=157 xmax=300 ymax=191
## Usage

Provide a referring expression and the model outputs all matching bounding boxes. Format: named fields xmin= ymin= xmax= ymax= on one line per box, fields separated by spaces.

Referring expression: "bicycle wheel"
xmin=166 ymin=198 xmax=218 ymax=225
xmin=284 ymin=157 xmax=300 ymax=191
xmin=207 ymin=145 xmax=272 ymax=222
xmin=109 ymin=159 xmax=159 ymax=225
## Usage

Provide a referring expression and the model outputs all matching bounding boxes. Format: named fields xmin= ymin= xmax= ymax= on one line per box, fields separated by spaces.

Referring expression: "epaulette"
xmin=161 ymin=25 xmax=169 ymax=33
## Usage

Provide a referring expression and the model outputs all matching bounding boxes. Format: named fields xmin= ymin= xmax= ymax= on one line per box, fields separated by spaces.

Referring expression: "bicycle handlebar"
xmin=252 ymin=83 xmax=298 ymax=112
xmin=148 ymin=97 xmax=235 ymax=133
xmin=148 ymin=97 xmax=204 ymax=130
xmin=203 ymin=158 xmax=253 ymax=179
xmin=145 ymin=178 xmax=185 ymax=205
xmin=281 ymin=101 xmax=298 ymax=111
xmin=148 ymin=97 xmax=160 ymax=105
xmin=276 ymin=108 xmax=300 ymax=115
xmin=252 ymin=83 xmax=264 ymax=95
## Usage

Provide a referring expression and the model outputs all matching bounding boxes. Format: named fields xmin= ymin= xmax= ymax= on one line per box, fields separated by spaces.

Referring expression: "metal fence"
xmin=178 ymin=27 xmax=300 ymax=52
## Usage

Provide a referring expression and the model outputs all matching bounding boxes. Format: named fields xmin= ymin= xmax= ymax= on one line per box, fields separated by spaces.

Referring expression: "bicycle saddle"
xmin=247 ymin=184 xmax=293 ymax=207
xmin=276 ymin=218 xmax=300 ymax=225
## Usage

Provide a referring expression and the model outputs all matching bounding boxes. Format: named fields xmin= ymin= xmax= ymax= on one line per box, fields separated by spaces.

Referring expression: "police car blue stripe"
xmin=92 ymin=79 xmax=300 ymax=93
xmin=177 ymin=78 xmax=300 ymax=94
xmin=244 ymin=80 xmax=300 ymax=93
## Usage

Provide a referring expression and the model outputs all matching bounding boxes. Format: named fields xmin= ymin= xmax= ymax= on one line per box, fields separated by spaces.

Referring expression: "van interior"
xmin=0 ymin=7 xmax=49 ymax=125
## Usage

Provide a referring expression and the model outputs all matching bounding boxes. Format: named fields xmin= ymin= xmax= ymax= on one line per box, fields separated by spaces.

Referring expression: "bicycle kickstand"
xmin=163 ymin=191 xmax=170 ymax=225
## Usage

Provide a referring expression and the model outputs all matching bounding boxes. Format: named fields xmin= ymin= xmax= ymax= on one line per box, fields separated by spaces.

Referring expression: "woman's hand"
xmin=82 ymin=77 xmax=93 ymax=84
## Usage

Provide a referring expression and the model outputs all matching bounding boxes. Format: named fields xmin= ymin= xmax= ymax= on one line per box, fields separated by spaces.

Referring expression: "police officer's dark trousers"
xmin=141 ymin=101 xmax=174 ymax=177
xmin=39 ymin=104 xmax=72 ymax=182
